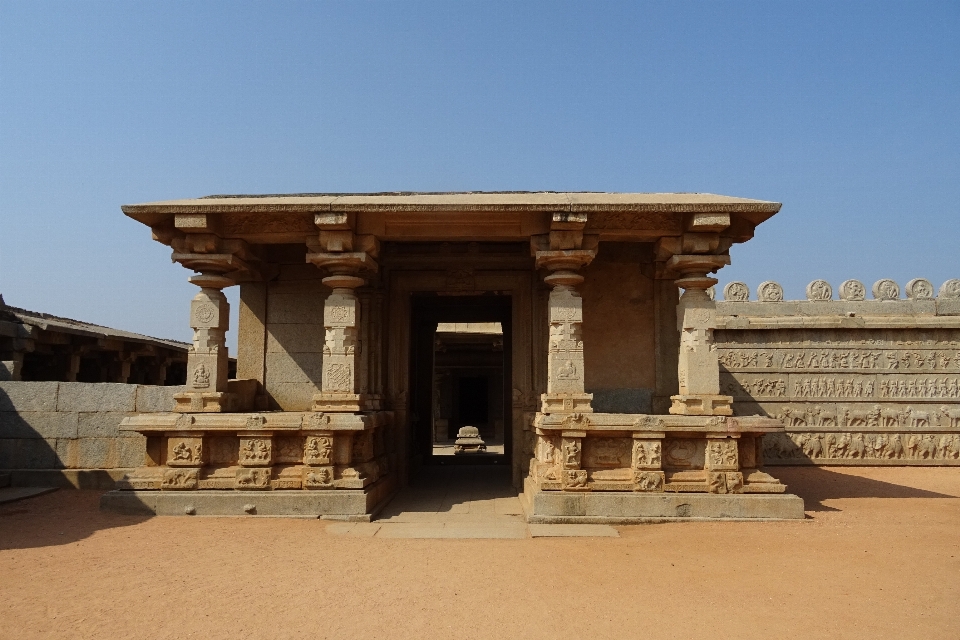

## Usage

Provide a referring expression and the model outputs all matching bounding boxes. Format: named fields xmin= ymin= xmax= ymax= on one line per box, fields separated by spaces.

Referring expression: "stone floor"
xmin=328 ymin=465 xmax=617 ymax=538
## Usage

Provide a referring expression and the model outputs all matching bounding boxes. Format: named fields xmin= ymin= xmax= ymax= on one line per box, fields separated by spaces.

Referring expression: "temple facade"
xmin=103 ymin=192 xmax=805 ymax=520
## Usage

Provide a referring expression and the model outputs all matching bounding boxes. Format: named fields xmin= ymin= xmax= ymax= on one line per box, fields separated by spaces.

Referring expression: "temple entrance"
xmin=409 ymin=294 xmax=512 ymax=467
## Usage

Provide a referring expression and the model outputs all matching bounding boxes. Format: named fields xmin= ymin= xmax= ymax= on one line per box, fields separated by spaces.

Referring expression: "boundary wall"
xmin=717 ymin=278 xmax=960 ymax=465
xmin=0 ymin=382 xmax=182 ymax=488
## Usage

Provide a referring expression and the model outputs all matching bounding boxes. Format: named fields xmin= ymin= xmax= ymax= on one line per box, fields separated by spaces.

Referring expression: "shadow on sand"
xmin=774 ymin=465 xmax=957 ymax=512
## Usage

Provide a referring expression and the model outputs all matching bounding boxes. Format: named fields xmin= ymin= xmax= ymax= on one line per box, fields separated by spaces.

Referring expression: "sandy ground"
xmin=1 ymin=466 xmax=959 ymax=640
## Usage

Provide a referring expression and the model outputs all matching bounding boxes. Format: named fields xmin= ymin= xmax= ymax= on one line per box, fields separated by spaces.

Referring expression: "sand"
xmin=1 ymin=466 xmax=958 ymax=640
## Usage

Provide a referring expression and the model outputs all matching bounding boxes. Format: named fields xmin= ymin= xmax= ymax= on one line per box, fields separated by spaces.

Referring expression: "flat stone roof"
xmin=123 ymin=191 xmax=781 ymax=216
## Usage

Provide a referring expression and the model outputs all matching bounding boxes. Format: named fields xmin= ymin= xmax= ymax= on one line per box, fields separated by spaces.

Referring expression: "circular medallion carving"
xmin=195 ymin=303 xmax=216 ymax=324
xmin=872 ymin=279 xmax=900 ymax=301
xmin=722 ymin=282 xmax=749 ymax=302
xmin=757 ymin=281 xmax=784 ymax=302
xmin=905 ymin=278 xmax=934 ymax=300
xmin=806 ymin=280 xmax=833 ymax=301
xmin=940 ymin=279 xmax=960 ymax=299
xmin=838 ymin=279 xmax=865 ymax=301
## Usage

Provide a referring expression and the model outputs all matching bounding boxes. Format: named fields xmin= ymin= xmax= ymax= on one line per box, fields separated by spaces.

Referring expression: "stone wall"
xmin=0 ymin=382 xmax=183 ymax=487
xmin=716 ymin=278 xmax=960 ymax=465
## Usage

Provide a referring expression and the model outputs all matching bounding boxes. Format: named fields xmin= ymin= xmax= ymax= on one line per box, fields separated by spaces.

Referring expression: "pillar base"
xmin=173 ymin=391 xmax=238 ymax=413
xmin=522 ymin=477 xmax=805 ymax=522
xmin=668 ymin=394 xmax=733 ymax=416
xmin=540 ymin=393 xmax=593 ymax=414
xmin=100 ymin=478 xmax=397 ymax=520
xmin=312 ymin=393 xmax=380 ymax=412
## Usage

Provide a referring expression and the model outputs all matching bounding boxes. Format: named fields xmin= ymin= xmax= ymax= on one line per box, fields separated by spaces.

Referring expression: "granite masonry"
xmin=96 ymin=192 xmax=805 ymax=520
xmin=717 ymin=278 xmax=960 ymax=466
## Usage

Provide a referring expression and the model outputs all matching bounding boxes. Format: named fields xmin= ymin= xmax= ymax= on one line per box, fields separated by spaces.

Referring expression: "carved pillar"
xmin=159 ymin=212 xmax=267 ymax=413
xmin=665 ymin=254 xmax=733 ymax=416
xmin=174 ymin=273 xmax=235 ymax=412
xmin=306 ymin=214 xmax=380 ymax=413
xmin=536 ymin=249 xmax=596 ymax=414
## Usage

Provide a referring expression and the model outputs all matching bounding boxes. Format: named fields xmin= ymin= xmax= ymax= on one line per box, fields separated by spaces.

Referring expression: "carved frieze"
xmin=162 ymin=468 xmax=198 ymax=490
xmin=304 ymin=436 xmax=334 ymax=465
xmin=235 ymin=468 xmax=271 ymax=490
xmin=764 ymin=431 xmax=960 ymax=462
xmin=239 ymin=437 xmax=272 ymax=466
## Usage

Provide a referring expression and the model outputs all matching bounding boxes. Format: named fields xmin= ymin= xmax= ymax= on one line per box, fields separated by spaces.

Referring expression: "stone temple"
xmin=101 ymin=192 xmax=810 ymax=520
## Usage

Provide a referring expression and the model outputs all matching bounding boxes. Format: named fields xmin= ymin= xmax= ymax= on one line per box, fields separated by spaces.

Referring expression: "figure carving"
xmin=241 ymin=439 xmax=270 ymax=462
xmin=708 ymin=440 xmax=738 ymax=467
xmin=236 ymin=468 xmax=270 ymax=488
xmin=806 ymin=280 xmax=833 ymax=301
xmin=633 ymin=471 xmax=663 ymax=491
xmin=723 ymin=281 xmax=750 ymax=302
xmin=632 ymin=440 xmax=662 ymax=468
xmin=906 ymin=278 xmax=934 ymax=300
xmin=873 ymin=279 xmax=900 ymax=301
xmin=192 ymin=363 xmax=210 ymax=389
xmin=304 ymin=467 xmax=334 ymax=488
xmin=562 ymin=439 xmax=581 ymax=468
xmin=757 ymin=281 xmax=784 ymax=302
xmin=172 ymin=441 xmax=196 ymax=462
xmin=839 ymin=279 xmax=866 ymax=301
xmin=557 ymin=360 xmax=577 ymax=379
xmin=563 ymin=469 xmax=588 ymax=488
xmin=939 ymin=279 xmax=960 ymax=299
xmin=305 ymin=436 xmax=333 ymax=464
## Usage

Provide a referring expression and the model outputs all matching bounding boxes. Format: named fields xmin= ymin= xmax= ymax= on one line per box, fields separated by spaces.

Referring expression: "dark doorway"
xmin=409 ymin=294 xmax=512 ymax=467
xmin=458 ymin=376 xmax=489 ymax=426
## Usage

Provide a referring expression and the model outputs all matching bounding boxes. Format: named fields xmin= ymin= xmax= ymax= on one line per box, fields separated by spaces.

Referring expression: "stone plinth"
xmin=526 ymin=412 xmax=789 ymax=495
xmin=107 ymin=412 xmax=394 ymax=508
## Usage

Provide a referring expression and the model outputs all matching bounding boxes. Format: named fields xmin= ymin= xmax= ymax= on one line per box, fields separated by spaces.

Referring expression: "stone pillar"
xmin=307 ymin=252 xmax=379 ymax=412
xmin=665 ymin=255 xmax=733 ymax=416
xmin=174 ymin=273 xmax=235 ymax=412
xmin=536 ymin=250 xmax=595 ymax=414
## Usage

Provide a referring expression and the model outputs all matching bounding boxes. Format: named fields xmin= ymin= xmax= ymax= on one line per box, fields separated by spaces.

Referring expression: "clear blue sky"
xmin=1 ymin=1 xmax=958 ymax=351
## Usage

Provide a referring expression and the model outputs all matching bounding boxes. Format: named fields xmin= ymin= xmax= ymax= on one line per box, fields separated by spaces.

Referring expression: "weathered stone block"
xmin=266 ymin=324 xmax=326 ymax=353
xmin=57 ymin=383 xmax=136 ymax=412
xmin=135 ymin=385 xmax=186 ymax=413
xmin=0 ymin=439 xmax=59 ymax=469
xmin=267 ymin=292 xmax=325 ymax=324
xmin=937 ymin=298 xmax=960 ymax=316
xmin=0 ymin=411 xmax=78 ymax=439
xmin=77 ymin=438 xmax=117 ymax=469
xmin=78 ymin=412 xmax=135 ymax=438
xmin=0 ymin=382 xmax=59 ymax=412
xmin=117 ymin=436 xmax=147 ymax=468
xmin=55 ymin=438 xmax=77 ymax=468
xmin=266 ymin=382 xmax=320 ymax=411
xmin=265 ymin=352 xmax=324 ymax=384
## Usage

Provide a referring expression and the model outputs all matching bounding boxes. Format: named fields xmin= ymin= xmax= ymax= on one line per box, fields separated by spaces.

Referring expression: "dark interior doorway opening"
xmin=409 ymin=294 xmax=512 ymax=467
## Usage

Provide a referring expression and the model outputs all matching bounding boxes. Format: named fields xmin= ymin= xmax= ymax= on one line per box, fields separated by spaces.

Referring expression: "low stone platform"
xmin=522 ymin=477 xmax=805 ymax=523
xmin=100 ymin=477 xmax=396 ymax=520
